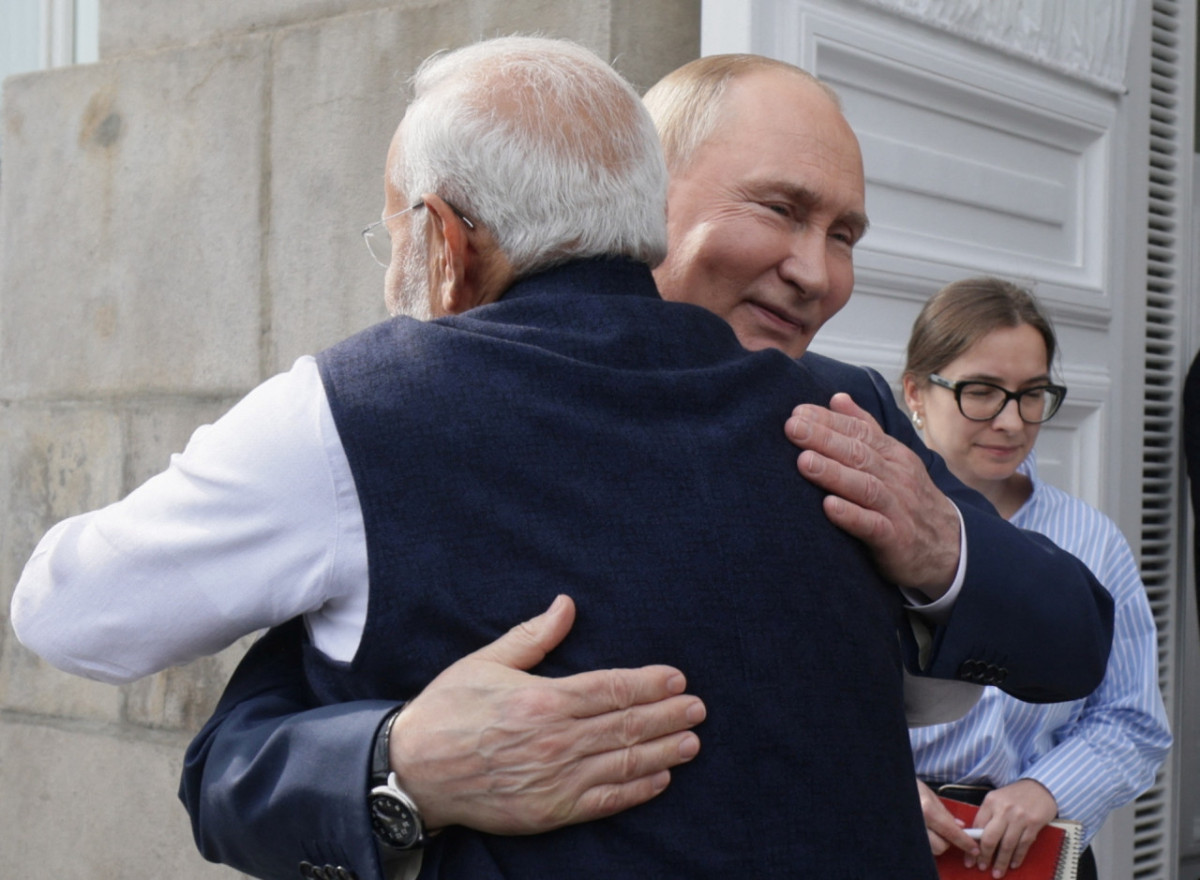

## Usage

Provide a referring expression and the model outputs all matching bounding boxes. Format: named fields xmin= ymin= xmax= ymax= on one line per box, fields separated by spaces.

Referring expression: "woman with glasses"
xmin=901 ymin=277 xmax=1170 ymax=880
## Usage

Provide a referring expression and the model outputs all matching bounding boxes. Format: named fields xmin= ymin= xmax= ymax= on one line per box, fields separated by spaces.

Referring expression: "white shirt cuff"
xmin=900 ymin=503 xmax=965 ymax=622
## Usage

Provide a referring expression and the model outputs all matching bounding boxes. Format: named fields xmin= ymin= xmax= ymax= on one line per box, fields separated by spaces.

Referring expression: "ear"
xmin=901 ymin=374 xmax=923 ymax=419
xmin=422 ymin=195 xmax=473 ymax=316
xmin=423 ymin=195 xmax=513 ymax=317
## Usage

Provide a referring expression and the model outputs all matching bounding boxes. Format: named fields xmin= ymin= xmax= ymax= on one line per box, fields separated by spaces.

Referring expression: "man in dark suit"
xmin=157 ymin=44 xmax=1113 ymax=880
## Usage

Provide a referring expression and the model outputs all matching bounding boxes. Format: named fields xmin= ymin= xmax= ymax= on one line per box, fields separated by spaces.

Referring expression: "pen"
xmin=963 ymin=829 xmax=984 ymax=840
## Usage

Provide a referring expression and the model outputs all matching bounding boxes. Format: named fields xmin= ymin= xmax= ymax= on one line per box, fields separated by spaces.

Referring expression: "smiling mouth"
xmin=748 ymin=299 xmax=803 ymax=331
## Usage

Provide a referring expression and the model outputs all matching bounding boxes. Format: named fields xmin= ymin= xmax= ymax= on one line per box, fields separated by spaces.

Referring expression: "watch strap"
xmin=371 ymin=706 xmax=404 ymax=787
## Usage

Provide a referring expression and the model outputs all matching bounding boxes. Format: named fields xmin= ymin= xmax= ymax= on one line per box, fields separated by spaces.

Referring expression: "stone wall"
xmin=0 ymin=2 xmax=699 ymax=876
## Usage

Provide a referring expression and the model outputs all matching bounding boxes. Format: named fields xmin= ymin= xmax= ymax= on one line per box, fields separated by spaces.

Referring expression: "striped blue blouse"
xmin=909 ymin=458 xmax=1172 ymax=843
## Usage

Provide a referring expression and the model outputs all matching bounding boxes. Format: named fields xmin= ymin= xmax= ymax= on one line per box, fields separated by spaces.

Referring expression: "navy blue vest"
xmin=312 ymin=260 xmax=936 ymax=878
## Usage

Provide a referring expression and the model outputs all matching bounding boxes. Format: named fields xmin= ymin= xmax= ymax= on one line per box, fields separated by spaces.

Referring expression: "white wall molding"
xmin=803 ymin=13 xmax=1117 ymax=305
xmin=857 ymin=0 xmax=1136 ymax=94
xmin=40 ymin=0 xmax=75 ymax=67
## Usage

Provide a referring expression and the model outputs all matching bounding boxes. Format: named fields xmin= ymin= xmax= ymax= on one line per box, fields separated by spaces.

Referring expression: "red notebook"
xmin=935 ymin=796 xmax=1083 ymax=880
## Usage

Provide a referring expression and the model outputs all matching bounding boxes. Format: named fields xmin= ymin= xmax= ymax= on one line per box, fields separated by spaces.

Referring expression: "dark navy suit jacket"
xmin=180 ymin=260 xmax=1112 ymax=880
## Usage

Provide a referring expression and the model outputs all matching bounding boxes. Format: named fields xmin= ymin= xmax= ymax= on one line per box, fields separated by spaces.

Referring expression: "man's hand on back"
xmin=387 ymin=595 xmax=706 ymax=833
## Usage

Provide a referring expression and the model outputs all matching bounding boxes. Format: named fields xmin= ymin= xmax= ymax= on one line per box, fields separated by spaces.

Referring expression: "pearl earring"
xmin=911 ymin=412 xmax=924 ymax=430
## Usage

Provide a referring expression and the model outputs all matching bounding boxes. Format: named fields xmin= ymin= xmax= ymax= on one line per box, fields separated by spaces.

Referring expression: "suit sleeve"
xmin=179 ymin=620 xmax=400 ymax=880
xmin=808 ymin=354 xmax=1114 ymax=702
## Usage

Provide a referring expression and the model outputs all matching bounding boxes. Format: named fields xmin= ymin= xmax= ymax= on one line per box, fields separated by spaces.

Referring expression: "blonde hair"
xmin=642 ymin=54 xmax=841 ymax=173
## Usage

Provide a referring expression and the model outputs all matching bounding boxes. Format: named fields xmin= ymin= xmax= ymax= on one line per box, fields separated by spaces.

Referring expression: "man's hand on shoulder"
xmin=386 ymin=595 xmax=706 ymax=834
xmin=785 ymin=393 xmax=960 ymax=598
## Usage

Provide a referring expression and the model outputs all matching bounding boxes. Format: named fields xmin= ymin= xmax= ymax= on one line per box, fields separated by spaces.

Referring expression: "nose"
xmin=990 ymin=397 xmax=1025 ymax=430
xmin=778 ymin=230 xmax=830 ymax=300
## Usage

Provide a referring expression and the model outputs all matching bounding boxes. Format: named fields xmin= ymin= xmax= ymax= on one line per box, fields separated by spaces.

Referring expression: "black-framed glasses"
xmin=928 ymin=374 xmax=1067 ymax=424
xmin=361 ymin=200 xmax=476 ymax=268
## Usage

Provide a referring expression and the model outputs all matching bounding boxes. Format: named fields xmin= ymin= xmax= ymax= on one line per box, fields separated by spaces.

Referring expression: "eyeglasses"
xmin=928 ymin=374 xmax=1067 ymax=424
xmin=361 ymin=200 xmax=476 ymax=268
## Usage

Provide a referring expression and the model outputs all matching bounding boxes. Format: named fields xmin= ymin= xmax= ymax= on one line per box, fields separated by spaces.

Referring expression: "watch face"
xmin=369 ymin=790 xmax=422 ymax=850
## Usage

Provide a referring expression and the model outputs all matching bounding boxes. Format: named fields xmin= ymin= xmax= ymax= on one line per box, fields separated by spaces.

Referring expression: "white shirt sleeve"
xmin=899 ymin=503 xmax=966 ymax=621
xmin=9 ymin=356 xmax=369 ymax=683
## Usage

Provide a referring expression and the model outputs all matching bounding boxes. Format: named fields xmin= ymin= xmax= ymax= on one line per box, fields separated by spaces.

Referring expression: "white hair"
xmin=392 ymin=36 xmax=668 ymax=275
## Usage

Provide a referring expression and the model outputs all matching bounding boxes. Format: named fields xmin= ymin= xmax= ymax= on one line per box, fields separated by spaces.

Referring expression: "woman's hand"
xmin=916 ymin=779 xmax=981 ymax=858
xmin=970 ymin=779 xmax=1059 ymax=877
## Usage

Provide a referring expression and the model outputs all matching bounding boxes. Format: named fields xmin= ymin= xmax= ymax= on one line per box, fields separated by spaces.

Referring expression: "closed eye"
xmin=963 ymin=388 xmax=999 ymax=400
xmin=831 ymin=221 xmax=865 ymax=248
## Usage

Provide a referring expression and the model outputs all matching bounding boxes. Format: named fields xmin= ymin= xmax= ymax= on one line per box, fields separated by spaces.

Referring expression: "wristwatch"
xmin=368 ymin=708 xmax=429 ymax=852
